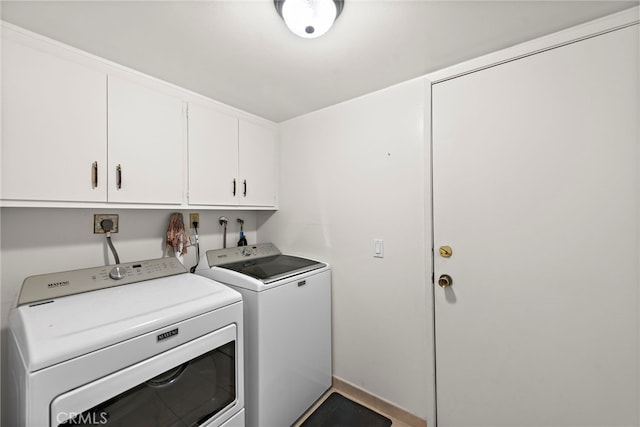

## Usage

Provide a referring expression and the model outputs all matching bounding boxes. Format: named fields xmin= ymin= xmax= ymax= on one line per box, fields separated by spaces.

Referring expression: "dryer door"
xmin=51 ymin=325 xmax=238 ymax=427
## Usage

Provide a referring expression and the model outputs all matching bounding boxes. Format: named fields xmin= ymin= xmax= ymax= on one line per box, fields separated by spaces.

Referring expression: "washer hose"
xmin=101 ymin=219 xmax=121 ymax=265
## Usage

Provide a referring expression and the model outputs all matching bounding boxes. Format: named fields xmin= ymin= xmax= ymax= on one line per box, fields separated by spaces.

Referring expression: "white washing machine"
xmin=198 ymin=243 xmax=331 ymax=427
xmin=8 ymin=257 xmax=245 ymax=427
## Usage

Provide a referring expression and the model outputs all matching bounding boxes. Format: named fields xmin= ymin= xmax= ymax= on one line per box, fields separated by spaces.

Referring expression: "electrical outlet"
xmin=94 ymin=214 xmax=119 ymax=234
xmin=189 ymin=213 xmax=200 ymax=228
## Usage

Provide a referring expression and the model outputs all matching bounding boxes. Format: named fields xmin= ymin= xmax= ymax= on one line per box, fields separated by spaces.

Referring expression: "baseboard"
xmin=332 ymin=376 xmax=427 ymax=427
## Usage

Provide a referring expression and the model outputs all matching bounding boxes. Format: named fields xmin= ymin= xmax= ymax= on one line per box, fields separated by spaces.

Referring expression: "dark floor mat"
xmin=300 ymin=392 xmax=392 ymax=427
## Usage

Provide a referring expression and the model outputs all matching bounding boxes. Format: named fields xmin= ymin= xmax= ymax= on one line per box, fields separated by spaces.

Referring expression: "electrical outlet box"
xmin=189 ymin=213 xmax=200 ymax=228
xmin=94 ymin=214 xmax=119 ymax=234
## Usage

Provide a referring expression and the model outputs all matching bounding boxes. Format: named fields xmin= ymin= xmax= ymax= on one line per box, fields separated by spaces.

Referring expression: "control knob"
xmin=109 ymin=265 xmax=126 ymax=280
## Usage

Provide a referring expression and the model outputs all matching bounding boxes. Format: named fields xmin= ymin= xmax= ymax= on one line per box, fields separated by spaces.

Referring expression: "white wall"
xmin=0 ymin=206 xmax=259 ymax=424
xmin=257 ymin=77 xmax=434 ymax=423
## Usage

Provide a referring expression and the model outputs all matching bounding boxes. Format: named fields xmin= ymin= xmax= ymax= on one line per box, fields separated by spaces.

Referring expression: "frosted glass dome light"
xmin=275 ymin=0 xmax=344 ymax=39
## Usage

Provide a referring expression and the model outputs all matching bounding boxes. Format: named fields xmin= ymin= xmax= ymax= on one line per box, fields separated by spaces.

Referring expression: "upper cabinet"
xmin=188 ymin=102 xmax=239 ymax=206
xmin=238 ymin=119 xmax=277 ymax=207
xmin=1 ymin=36 xmax=108 ymax=203
xmin=188 ymin=102 xmax=277 ymax=207
xmin=1 ymin=23 xmax=277 ymax=209
xmin=107 ymin=75 xmax=184 ymax=205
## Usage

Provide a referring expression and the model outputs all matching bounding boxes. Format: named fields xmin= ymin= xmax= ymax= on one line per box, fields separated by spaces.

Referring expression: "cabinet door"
xmin=107 ymin=75 xmax=184 ymax=204
xmin=1 ymin=37 xmax=107 ymax=202
xmin=238 ymin=120 xmax=277 ymax=207
xmin=187 ymin=102 xmax=239 ymax=206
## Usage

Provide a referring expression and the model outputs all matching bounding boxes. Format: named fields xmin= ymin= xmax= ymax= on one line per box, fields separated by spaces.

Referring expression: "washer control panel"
xmin=17 ymin=257 xmax=187 ymax=306
xmin=206 ymin=242 xmax=281 ymax=267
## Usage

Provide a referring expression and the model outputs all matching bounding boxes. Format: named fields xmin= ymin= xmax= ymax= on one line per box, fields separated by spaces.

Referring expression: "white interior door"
xmin=432 ymin=25 xmax=639 ymax=427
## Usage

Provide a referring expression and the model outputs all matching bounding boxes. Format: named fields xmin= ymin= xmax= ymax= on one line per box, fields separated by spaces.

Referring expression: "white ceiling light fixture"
xmin=274 ymin=0 xmax=344 ymax=39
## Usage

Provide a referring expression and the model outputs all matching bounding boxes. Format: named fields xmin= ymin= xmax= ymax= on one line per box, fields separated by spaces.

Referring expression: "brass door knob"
xmin=438 ymin=274 xmax=452 ymax=288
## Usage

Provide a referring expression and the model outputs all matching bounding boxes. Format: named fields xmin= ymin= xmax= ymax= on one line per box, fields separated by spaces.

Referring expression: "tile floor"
xmin=293 ymin=387 xmax=414 ymax=427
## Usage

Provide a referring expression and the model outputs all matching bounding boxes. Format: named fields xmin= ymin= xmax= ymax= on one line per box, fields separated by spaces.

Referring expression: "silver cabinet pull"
xmin=91 ymin=161 xmax=98 ymax=189
xmin=116 ymin=164 xmax=122 ymax=190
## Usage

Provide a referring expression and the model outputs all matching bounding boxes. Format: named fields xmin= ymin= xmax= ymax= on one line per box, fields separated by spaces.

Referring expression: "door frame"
xmin=423 ymin=7 xmax=640 ymax=426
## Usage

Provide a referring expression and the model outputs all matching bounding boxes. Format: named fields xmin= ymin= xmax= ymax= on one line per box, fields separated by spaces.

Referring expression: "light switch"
xmin=373 ymin=239 xmax=384 ymax=258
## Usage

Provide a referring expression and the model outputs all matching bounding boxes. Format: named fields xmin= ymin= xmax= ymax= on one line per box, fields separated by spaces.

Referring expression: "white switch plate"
xmin=373 ymin=239 xmax=384 ymax=258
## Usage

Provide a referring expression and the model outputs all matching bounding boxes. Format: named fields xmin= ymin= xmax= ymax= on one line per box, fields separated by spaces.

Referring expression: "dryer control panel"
xmin=17 ymin=257 xmax=187 ymax=306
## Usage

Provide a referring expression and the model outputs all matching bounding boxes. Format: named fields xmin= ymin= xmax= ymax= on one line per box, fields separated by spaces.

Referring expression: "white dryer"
xmin=8 ymin=257 xmax=245 ymax=427
xmin=198 ymin=243 xmax=331 ymax=427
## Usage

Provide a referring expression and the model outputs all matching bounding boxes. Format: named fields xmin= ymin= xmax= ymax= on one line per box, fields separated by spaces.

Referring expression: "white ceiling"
xmin=2 ymin=0 xmax=638 ymax=122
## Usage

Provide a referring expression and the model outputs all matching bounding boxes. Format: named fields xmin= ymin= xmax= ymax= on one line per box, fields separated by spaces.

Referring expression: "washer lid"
xmin=218 ymin=254 xmax=326 ymax=283
xmin=10 ymin=273 xmax=241 ymax=372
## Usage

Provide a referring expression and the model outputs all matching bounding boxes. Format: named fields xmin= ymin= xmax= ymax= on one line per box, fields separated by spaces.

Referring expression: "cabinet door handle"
xmin=91 ymin=161 xmax=98 ymax=189
xmin=243 ymin=180 xmax=247 ymax=197
xmin=233 ymin=179 xmax=236 ymax=196
xmin=116 ymin=164 xmax=122 ymax=190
